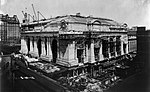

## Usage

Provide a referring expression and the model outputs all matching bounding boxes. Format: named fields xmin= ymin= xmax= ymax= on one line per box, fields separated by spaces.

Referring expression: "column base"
xmin=57 ymin=58 xmax=78 ymax=67
xmin=90 ymin=61 xmax=96 ymax=64
xmin=29 ymin=51 xmax=39 ymax=57
xmin=121 ymin=52 xmax=124 ymax=55
xmin=109 ymin=53 xmax=111 ymax=58
xmin=40 ymin=55 xmax=52 ymax=62
xmin=88 ymin=55 xmax=96 ymax=63
xmin=84 ymin=56 xmax=88 ymax=64
xmin=20 ymin=49 xmax=28 ymax=55
xmin=115 ymin=52 xmax=117 ymax=57
xmin=89 ymin=59 xmax=96 ymax=64
xmin=84 ymin=60 xmax=88 ymax=64
xmin=99 ymin=54 xmax=104 ymax=61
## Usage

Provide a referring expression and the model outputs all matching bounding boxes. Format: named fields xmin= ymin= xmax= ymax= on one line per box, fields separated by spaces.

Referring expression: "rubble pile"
xmin=11 ymin=54 xmax=125 ymax=92
xmin=58 ymin=75 xmax=104 ymax=92
xmin=29 ymin=62 xmax=60 ymax=73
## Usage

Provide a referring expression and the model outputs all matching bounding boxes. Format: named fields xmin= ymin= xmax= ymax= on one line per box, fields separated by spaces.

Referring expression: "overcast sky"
xmin=0 ymin=0 xmax=150 ymax=29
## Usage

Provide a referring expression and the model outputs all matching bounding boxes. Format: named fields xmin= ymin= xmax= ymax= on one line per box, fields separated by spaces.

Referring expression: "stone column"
xmin=121 ymin=36 xmax=124 ymax=55
xmin=20 ymin=36 xmax=28 ymax=54
xmin=89 ymin=39 xmax=95 ymax=63
xmin=69 ymin=41 xmax=75 ymax=60
xmin=121 ymin=41 xmax=124 ymax=55
xmin=99 ymin=40 xmax=104 ymax=61
xmin=47 ymin=37 xmax=52 ymax=61
xmin=126 ymin=43 xmax=129 ymax=54
xmin=46 ymin=38 xmax=49 ymax=56
xmin=74 ymin=42 xmax=77 ymax=60
xmin=33 ymin=37 xmax=39 ymax=57
xmin=114 ymin=37 xmax=118 ymax=57
xmin=84 ymin=44 xmax=89 ymax=63
xmin=124 ymin=36 xmax=128 ymax=54
xmin=41 ymin=38 xmax=46 ymax=57
xmin=29 ymin=37 xmax=34 ymax=54
xmin=63 ymin=41 xmax=78 ymax=66
xmin=108 ymin=37 xmax=111 ymax=58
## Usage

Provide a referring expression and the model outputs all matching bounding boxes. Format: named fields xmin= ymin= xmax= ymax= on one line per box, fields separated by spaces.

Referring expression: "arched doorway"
xmin=52 ymin=39 xmax=57 ymax=63
xmin=102 ymin=39 xmax=109 ymax=58
xmin=45 ymin=38 xmax=47 ymax=55
xmin=37 ymin=38 xmax=41 ymax=57
xmin=123 ymin=43 xmax=126 ymax=54
xmin=77 ymin=49 xmax=84 ymax=63
xmin=27 ymin=38 xmax=30 ymax=53
xmin=109 ymin=38 xmax=114 ymax=57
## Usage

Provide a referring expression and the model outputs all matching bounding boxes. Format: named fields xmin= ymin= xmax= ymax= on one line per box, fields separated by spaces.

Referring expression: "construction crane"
xmin=37 ymin=11 xmax=46 ymax=21
xmin=22 ymin=11 xmax=28 ymax=23
xmin=28 ymin=14 xmax=35 ymax=21
xmin=22 ymin=11 xmax=27 ymax=18
xmin=22 ymin=11 xmax=25 ymax=16
xmin=32 ymin=4 xmax=37 ymax=20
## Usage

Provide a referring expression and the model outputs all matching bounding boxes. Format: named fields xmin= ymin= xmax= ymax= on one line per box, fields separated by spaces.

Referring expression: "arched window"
xmin=91 ymin=20 xmax=101 ymax=31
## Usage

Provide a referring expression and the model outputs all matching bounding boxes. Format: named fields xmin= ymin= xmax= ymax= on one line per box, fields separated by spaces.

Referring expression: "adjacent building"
xmin=128 ymin=26 xmax=137 ymax=53
xmin=0 ymin=14 xmax=20 ymax=45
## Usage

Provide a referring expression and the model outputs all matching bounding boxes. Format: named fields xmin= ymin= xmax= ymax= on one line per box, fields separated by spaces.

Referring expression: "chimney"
xmin=76 ymin=13 xmax=81 ymax=16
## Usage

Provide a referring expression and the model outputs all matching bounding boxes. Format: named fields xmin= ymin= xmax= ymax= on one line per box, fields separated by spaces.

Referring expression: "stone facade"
xmin=21 ymin=14 xmax=129 ymax=67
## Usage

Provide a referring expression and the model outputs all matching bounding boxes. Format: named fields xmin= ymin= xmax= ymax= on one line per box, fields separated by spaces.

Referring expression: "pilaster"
xmin=108 ymin=37 xmax=111 ymax=58
xmin=60 ymin=41 xmax=78 ymax=66
xmin=84 ymin=44 xmax=89 ymax=63
xmin=32 ymin=37 xmax=39 ymax=57
xmin=114 ymin=37 xmax=118 ymax=57
xmin=89 ymin=39 xmax=96 ymax=63
xmin=126 ymin=43 xmax=129 ymax=54
xmin=47 ymin=37 xmax=53 ymax=61
xmin=29 ymin=37 xmax=34 ymax=54
xmin=20 ymin=36 xmax=28 ymax=54
xmin=121 ymin=36 xmax=124 ymax=55
xmin=41 ymin=37 xmax=46 ymax=57
xmin=99 ymin=40 xmax=104 ymax=61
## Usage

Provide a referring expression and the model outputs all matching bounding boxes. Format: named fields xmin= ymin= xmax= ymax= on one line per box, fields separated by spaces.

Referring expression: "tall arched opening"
xmin=27 ymin=38 xmax=30 ymax=53
xmin=52 ymin=39 xmax=57 ymax=63
xmin=37 ymin=38 xmax=42 ymax=57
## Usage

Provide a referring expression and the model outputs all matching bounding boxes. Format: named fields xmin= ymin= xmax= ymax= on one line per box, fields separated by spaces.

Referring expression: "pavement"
xmin=1 ymin=54 xmax=149 ymax=92
xmin=105 ymin=70 xmax=150 ymax=92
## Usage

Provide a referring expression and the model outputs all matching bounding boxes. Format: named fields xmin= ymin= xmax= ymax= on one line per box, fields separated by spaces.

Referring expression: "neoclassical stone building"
xmin=21 ymin=14 xmax=128 ymax=67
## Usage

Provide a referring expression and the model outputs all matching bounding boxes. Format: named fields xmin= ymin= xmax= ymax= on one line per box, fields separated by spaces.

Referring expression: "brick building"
xmin=0 ymin=14 xmax=20 ymax=45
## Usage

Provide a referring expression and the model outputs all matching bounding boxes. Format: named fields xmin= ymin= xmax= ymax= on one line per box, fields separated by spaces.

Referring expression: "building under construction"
xmin=11 ymin=13 xmax=136 ymax=92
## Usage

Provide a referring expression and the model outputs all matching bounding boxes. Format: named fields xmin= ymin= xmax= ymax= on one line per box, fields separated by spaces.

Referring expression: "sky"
xmin=0 ymin=0 xmax=150 ymax=29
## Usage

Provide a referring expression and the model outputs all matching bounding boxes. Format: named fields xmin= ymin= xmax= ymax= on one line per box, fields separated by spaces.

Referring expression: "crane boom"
xmin=28 ymin=14 xmax=34 ymax=21
xmin=32 ymin=4 xmax=37 ymax=20
xmin=37 ymin=11 xmax=46 ymax=20
xmin=22 ymin=11 xmax=25 ymax=16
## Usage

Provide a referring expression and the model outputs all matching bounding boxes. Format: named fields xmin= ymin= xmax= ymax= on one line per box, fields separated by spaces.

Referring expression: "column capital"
xmin=91 ymin=39 xmax=94 ymax=43
xmin=21 ymin=36 xmax=25 ymax=39
xmin=24 ymin=36 xmax=29 ymax=40
xmin=113 ymin=36 xmax=116 ymax=42
xmin=41 ymin=37 xmax=46 ymax=42
xmin=33 ymin=36 xmax=39 ymax=41
xmin=47 ymin=37 xmax=50 ymax=41
xmin=29 ymin=36 xmax=34 ymax=40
